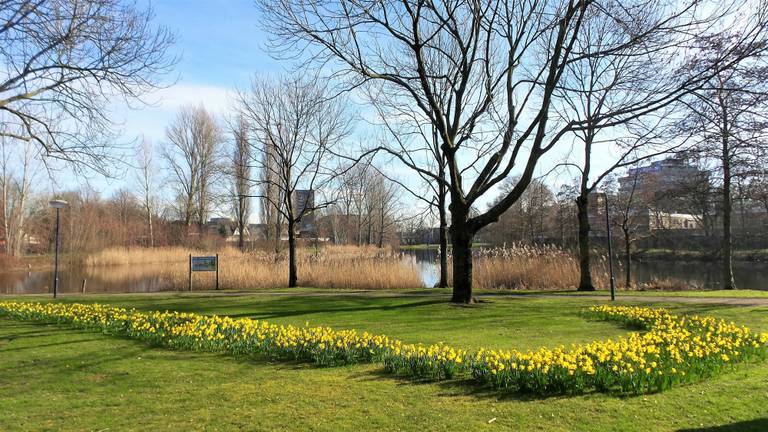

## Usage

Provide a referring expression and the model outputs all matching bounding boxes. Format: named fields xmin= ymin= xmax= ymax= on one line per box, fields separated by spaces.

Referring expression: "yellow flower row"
xmin=0 ymin=301 xmax=765 ymax=395
xmin=469 ymin=305 xmax=767 ymax=394
xmin=0 ymin=301 xmax=395 ymax=366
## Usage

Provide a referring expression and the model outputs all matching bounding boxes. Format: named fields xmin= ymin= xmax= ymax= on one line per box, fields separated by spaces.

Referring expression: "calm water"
xmin=0 ymin=264 xmax=177 ymax=295
xmin=402 ymin=249 xmax=768 ymax=290
xmin=2 ymin=251 xmax=766 ymax=294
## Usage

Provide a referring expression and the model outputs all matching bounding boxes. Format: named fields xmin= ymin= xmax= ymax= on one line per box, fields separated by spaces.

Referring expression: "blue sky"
xmin=152 ymin=0 xmax=278 ymax=87
xmin=51 ymin=0 xmax=627 ymax=219
xmin=66 ymin=0 xmax=282 ymax=194
xmin=119 ymin=0 xmax=279 ymax=140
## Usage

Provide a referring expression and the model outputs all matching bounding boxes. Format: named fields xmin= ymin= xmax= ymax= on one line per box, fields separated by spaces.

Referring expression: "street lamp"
xmin=49 ymin=199 xmax=68 ymax=299
xmin=601 ymin=193 xmax=616 ymax=301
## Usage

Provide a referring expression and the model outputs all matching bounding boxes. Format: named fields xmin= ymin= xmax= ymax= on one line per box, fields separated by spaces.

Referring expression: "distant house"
xmin=586 ymin=189 xmax=702 ymax=238
xmin=206 ymin=217 xmax=235 ymax=238
xmin=295 ymin=189 xmax=316 ymax=238
xmin=618 ymin=156 xmax=708 ymax=203
xmin=400 ymin=227 xmax=441 ymax=245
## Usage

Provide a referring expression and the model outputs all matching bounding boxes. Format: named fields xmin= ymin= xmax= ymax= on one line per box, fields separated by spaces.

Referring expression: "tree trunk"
xmin=238 ymin=219 xmax=245 ymax=251
xmin=437 ymin=172 xmax=449 ymax=288
xmin=576 ymin=194 xmax=595 ymax=291
xmin=377 ymin=205 xmax=385 ymax=248
xmin=449 ymin=205 xmax=474 ymax=303
xmin=148 ymin=211 xmax=154 ymax=248
xmin=1 ymin=163 xmax=8 ymax=255
xmin=288 ymin=218 xmax=297 ymax=288
xmin=623 ymin=228 xmax=632 ymax=289
xmin=357 ymin=215 xmax=362 ymax=246
xmin=274 ymin=221 xmax=281 ymax=254
xmin=722 ymin=140 xmax=736 ymax=289
xmin=367 ymin=221 xmax=373 ymax=245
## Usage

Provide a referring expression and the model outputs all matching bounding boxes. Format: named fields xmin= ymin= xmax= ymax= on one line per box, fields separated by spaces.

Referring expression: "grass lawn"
xmin=1 ymin=292 xmax=767 ymax=431
xmin=476 ymin=289 xmax=768 ymax=299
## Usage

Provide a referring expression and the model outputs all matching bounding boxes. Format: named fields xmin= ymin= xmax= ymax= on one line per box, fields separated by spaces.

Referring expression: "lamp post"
xmin=602 ymin=193 xmax=616 ymax=301
xmin=49 ymin=199 xmax=68 ymax=299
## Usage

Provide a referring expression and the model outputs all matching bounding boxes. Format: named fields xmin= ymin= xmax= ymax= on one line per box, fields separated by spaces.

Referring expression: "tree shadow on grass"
xmin=348 ymin=365 xmax=696 ymax=403
xmin=0 ymin=337 xmax=106 ymax=354
xmin=0 ymin=327 xmax=61 ymax=340
xmin=220 ymin=298 xmax=446 ymax=320
xmin=676 ymin=419 xmax=768 ymax=432
xmin=348 ymin=367 xmax=590 ymax=402
xmin=99 ymin=296 xmax=447 ymax=321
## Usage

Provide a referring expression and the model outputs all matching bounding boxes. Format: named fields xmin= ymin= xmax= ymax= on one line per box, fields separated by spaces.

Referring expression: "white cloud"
xmin=110 ymin=82 xmax=235 ymax=145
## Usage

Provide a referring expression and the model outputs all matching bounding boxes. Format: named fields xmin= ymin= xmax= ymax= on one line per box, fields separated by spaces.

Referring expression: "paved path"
xmin=148 ymin=289 xmax=768 ymax=307
xmin=17 ymin=289 xmax=768 ymax=307
xmin=481 ymin=293 xmax=768 ymax=307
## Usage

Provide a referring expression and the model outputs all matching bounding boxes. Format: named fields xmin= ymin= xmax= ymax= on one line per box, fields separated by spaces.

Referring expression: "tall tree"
xmin=677 ymin=36 xmax=768 ymax=289
xmin=0 ymin=0 xmax=175 ymax=173
xmin=610 ymin=169 xmax=645 ymax=288
xmin=230 ymin=115 xmax=252 ymax=251
xmin=237 ymin=74 xmax=352 ymax=287
xmin=163 ymin=105 xmax=224 ymax=232
xmin=136 ymin=138 xmax=156 ymax=247
xmin=0 ymin=136 xmax=38 ymax=255
xmin=259 ymin=125 xmax=284 ymax=253
xmin=258 ymin=0 xmax=767 ymax=302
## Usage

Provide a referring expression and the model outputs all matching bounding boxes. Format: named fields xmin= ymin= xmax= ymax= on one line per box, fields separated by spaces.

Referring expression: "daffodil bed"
xmin=0 ymin=301 xmax=765 ymax=395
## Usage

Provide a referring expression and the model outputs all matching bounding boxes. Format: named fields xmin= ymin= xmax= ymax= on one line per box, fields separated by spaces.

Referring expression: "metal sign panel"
xmin=191 ymin=256 xmax=217 ymax=272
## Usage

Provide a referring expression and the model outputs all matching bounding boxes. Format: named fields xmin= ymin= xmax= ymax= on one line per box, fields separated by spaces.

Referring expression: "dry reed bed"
xmin=85 ymin=246 xmax=423 ymax=290
xmin=86 ymin=244 xmax=671 ymax=291
xmin=467 ymin=244 xmax=610 ymax=290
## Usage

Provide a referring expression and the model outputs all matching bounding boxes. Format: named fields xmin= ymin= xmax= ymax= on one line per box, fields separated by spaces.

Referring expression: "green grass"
xmin=261 ymin=286 xmax=768 ymax=299
xmin=636 ymin=248 xmax=768 ymax=261
xmin=1 ymin=292 xmax=767 ymax=431
xmin=475 ymin=289 xmax=768 ymax=299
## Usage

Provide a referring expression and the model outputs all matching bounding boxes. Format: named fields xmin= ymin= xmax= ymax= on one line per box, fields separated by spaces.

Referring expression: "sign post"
xmin=189 ymin=255 xmax=219 ymax=291
xmin=188 ymin=254 xmax=192 ymax=292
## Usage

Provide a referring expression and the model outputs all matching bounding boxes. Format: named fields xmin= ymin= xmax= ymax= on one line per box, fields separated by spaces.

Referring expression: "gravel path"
xmin=17 ymin=289 xmax=768 ymax=306
xmin=151 ymin=289 xmax=768 ymax=307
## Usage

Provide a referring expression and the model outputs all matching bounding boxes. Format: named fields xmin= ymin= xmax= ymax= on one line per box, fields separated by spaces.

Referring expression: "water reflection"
xmin=401 ymin=249 xmax=768 ymax=290
xmin=631 ymin=260 xmax=768 ymax=290
xmin=1 ymin=251 xmax=765 ymax=294
xmin=0 ymin=264 xmax=177 ymax=294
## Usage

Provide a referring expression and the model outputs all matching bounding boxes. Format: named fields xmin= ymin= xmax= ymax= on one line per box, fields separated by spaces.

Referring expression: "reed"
xmin=84 ymin=245 xmax=422 ymax=290
xmin=463 ymin=244 xmax=610 ymax=291
xmin=637 ymin=277 xmax=703 ymax=291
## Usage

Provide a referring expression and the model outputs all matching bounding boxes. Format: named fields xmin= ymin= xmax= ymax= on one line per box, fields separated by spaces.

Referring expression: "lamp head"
xmin=49 ymin=199 xmax=69 ymax=209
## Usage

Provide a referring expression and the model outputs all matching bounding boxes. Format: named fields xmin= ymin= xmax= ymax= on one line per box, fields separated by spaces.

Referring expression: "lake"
xmin=0 ymin=264 xmax=177 ymax=295
xmin=2 ymin=251 xmax=766 ymax=294
xmin=401 ymin=248 xmax=768 ymax=290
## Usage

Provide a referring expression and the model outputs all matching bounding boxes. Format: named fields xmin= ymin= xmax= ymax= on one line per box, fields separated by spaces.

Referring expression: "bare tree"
xmin=676 ymin=36 xmax=768 ymax=289
xmin=0 ymin=0 xmax=175 ymax=173
xmin=136 ymin=137 xmax=156 ymax=247
xmin=336 ymin=164 xmax=403 ymax=247
xmin=230 ymin=115 xmax=251 ymax=251
xmin=162 ymin=105 xmax=224 ymax=233
xmin=610 ymin=169 xmax=645 ymax=288
xmin=258 ymin=0 xmax=768 ymax=302
xmin=259 ymin=127 xmax=284 ymax=253
xmin=372 ymin=119 xmax=451 ymax=286
xmin=370 ymin=171 xmax=402 ymax=248
xmin=237 ymin=74 xmax=352 ymax=287
xmin=674 ymin=156 xmax=717 ymax=239
xmin=748 ymin=172 xmax=768 ymax=214
xmin=0 ymin=136 xmax=38 ymax=255
xmin=482 ymin=177 xmax=555 ymax=244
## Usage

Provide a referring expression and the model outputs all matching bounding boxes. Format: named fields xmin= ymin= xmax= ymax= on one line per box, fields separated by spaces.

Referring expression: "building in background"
xmin=618 ymin=156 xmax=708 ymax=209
xmin=295 ymin=189 xmax=316 ymax=237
